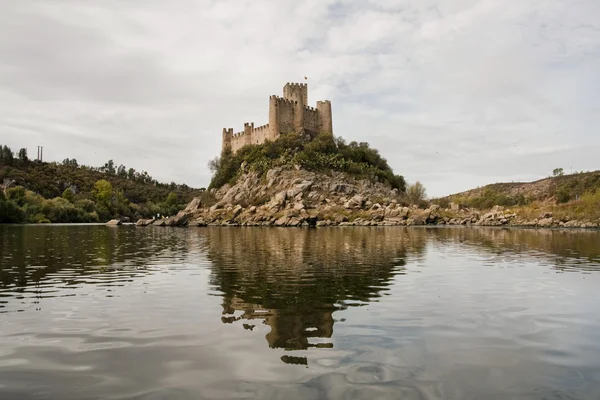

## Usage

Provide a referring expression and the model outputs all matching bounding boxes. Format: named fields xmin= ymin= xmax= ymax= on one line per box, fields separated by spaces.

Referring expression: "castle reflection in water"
xmin=203 ymin=228 xmax=427 ymax=360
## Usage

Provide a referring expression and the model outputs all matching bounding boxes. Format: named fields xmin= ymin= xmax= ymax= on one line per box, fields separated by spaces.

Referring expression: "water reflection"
xmin=203 ymin=228 xmax=426 ymax=360
xmin=430 ymin=227 xmax=600 ymax=271
xmin=1 ymin=225 xmax=600 ymax=399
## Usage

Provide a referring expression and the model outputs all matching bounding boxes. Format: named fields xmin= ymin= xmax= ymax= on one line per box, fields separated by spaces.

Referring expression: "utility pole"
xmin=37 ymin=146 xmax=43 ymax=162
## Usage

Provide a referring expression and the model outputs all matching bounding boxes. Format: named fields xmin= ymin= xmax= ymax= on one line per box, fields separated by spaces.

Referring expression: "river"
xmin=1 ymin=225 xmax=600 ymax=399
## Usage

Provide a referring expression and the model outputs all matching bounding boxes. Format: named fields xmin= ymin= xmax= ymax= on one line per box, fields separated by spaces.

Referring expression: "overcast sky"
xmin=1 ymin=0 xmax=599 ymax=197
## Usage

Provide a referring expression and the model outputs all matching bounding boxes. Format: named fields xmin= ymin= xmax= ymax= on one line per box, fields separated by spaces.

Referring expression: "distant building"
xmin=222 ymin=82 xmax=333 ymax=154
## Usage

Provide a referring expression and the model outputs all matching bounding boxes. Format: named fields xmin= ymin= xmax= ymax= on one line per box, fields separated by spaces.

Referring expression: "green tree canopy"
xmin=93 ymin=179 xmax=113 ymax=206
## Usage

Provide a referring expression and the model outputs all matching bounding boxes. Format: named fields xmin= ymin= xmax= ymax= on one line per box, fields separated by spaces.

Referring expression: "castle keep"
xmin=222 ymin=83 xmax=333 ymax=154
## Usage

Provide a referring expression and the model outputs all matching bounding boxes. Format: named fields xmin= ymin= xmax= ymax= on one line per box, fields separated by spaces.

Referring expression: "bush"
xmin=0 ymin=199 xmax=26 ymax=223
xmin=208 ymin=133 xmax=406 ymax=191
xmin=406 ymin=181 xmax=426 ymax=205
xmin=555 ymin=185 xmax=571 ymax=204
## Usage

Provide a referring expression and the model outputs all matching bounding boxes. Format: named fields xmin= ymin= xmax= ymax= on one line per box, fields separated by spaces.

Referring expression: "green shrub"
xmin=555 ymin=185 xmax=571 ymax=204
xmin=208 ymin=133 xmax=406 ymax=191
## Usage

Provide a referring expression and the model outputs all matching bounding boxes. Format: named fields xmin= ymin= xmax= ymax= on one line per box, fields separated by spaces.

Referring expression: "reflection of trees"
xmin=0 ymin=225 xmax=191 ymax=290
xmin=205 ymin=228 xmax=427 ymax=357
xmin=429 ymin=227 xmax=600 ymax=271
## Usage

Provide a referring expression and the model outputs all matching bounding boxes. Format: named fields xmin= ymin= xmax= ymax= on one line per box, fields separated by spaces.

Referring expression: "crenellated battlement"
xmin=269 ymin=95 xmax=298 ymax=105
xmin=222 ymin=82 xmax=333 ymax=154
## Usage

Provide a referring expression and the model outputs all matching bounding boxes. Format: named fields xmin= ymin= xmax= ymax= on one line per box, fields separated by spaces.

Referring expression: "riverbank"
xmin=133 ymin=167 xmax=600 ymax=229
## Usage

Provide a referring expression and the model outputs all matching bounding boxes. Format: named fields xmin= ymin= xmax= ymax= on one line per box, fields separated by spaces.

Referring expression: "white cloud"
xmin=0 ymin=0 xmax=598 ymax=196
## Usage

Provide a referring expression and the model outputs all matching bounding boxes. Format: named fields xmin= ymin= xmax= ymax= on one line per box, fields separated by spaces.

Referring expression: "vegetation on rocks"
xmin=443 ymin=170 xmax=600 ymax=210
xmin=208 ymin=133 xmax=406 ymax=192
xmin=0 ymin=144 xmax=207 ymax=223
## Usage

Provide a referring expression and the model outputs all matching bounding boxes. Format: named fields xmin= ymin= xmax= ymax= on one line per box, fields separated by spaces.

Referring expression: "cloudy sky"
xmin=1 ymin=0 xmax=599 ymax=197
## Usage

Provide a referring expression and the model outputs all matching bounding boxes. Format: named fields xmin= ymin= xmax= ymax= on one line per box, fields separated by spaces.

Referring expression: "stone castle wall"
xmin=222 ymin=83 xmax=333 ymax=154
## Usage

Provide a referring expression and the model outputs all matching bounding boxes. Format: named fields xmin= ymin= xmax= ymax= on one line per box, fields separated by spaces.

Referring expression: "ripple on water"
xmin=1 ymin=226 xmax=600 ymax=399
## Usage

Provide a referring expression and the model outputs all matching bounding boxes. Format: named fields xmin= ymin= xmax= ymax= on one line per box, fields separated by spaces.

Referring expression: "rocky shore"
xmin=133 ymin=167 xmax=600 ymax=229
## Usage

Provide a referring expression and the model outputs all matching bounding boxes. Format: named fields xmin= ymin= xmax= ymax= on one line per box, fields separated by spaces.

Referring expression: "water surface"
xmin=1 ymin=225 xmax=600 ymax=399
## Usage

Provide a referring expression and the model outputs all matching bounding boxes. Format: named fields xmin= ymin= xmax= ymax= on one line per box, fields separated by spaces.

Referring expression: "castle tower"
xmin=222 ymin=128 xmax=233 ymax=152
xmin=317 ymin=101 xmax=333 ymax=134
xmin=268 ymin=96 xmax=280 ymax=141
xmin=283 ymin=83 xmax=307 ymax=133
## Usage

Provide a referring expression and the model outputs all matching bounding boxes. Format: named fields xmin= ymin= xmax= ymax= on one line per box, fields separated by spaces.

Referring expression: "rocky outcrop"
xmin=136 ymin=218 xmax=155 ymax=226
xmin=106 ymin=219 xmax=122 ymax=226
xmin=135 ymin=167 xmax=600 ymax=229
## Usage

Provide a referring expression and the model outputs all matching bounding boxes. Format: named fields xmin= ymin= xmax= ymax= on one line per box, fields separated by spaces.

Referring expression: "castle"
xmin=222 ymin=82 xmax=333 ymax=154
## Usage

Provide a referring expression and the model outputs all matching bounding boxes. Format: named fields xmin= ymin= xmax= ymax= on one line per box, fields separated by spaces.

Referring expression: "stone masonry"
xmin=222 ymin=83 xmax=333 ymax=154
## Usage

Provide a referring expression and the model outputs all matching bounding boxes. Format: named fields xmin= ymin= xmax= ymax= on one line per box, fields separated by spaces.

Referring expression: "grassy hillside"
xmin=0 ymin=144 xmax=207 ymax=223
xmin=208 ymin=133 xmax=406 ymax=192
xmin=441 ymin=171 xmax=600 ymax=210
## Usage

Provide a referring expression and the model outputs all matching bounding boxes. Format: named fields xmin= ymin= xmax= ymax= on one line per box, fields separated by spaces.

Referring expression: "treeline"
xmin=0 ymin=144 xmax=206 ymax=223
xmin=209 ymin=133 xmax=406 ymax=191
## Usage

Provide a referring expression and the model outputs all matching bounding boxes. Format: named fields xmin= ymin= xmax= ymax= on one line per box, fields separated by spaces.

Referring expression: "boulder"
xmin=537 ymin=217 xmax=554 ymax=227
xmin=287 ymin=217 xmax=303 ymax=227
xmin=135 ymin=218 xmax=154 ymax=226
xmin=106 ymin=219 xmax=122 ymax=226
xmin=183 ymin=198 xmax=202 ymax=213
xmin=231 ymin=205 xmax=243 ymax=219
xmin=165 ymin=211 xmax=192 ymax=226
xmin=274 ymin=191 xmax=287 ymax=205
xmin=274 ymin=216 xmax=289 ymax=226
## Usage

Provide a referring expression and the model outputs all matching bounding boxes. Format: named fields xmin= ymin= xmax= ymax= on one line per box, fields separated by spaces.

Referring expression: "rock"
xmin=231 ymin=205 xmax=243 ymax=219
xmin=491 ymin=205 xmax=505 ymax=213
xmin=152 ymin=219 xmax=166 ymax=226
xmin=287 ymin=217 xmax=302 ymax=227
xmin=344 ymin=195 xmax=366 ymax=209
xmin=293 ymin=202 xmax=305 ymax=211
xmin=274 ymin=216 xmax=289 ymax=226
xmin=316 ymin=220 xmax=332 ymax=227
xmin=192 ymin=218 xmax=207 ymax=227
xmin=165 ymin=211 xmax=192 ymax=226
xmin=183 ymin=198 xmax=202 ymax=213
xmin=135 ymin=218 xmax=154 ymax=226
xmin=209 ymin=202 xmax=224 ymax=212
xmin=106 ymin=219 xmax=122 ymax=226
xmin=329 ymin=183 xmax=348 ymax=193
xmin=538 ymin=217 xmax=553 ymax=227
xmin=249 ymin=206 xmax=257 ymax=214
xmin=334 ymin=214 xmax=348 ymax=224
xmin=266 ymin=168 xmax=282 ymax=181
xmin=274 ymin=191 xmax=287 ymax=205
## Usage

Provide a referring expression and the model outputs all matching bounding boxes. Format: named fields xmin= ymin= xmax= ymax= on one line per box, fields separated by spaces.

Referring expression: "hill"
xmin=441 ymin=171 xmax=600 ymax=209
xmin=0 ymin=144 xmax=206 ymax=223
xmin=137 ymin=132 xmax=433 ymax=227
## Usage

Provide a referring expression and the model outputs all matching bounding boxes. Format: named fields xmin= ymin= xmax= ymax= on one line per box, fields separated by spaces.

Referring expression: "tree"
xmin=101 ymin=160 xmax=116 ymax=175
xmin=62 ymin=188 xmax=75 ymax=203
xmin=62 ymin=158 xmax=78 ymax=167
xmin=18 ymin=148 xmax=28 ymax=162
xmin=162 ymin=191 xmax=180 ymax=216
xmin=553 ymin=168 xmax=564 ymax=177
xmin=0 ymin=145 xmax=14 ymax=166
xmin=117 ymin=164 xmax=127 ymax=178
xmin=93 ymin=179 xmax=113 ymax=206
xmin=407 ymin=181 xmax=427 ymax=205
xmin=208 ymin=156 xmax=221 ymax=173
